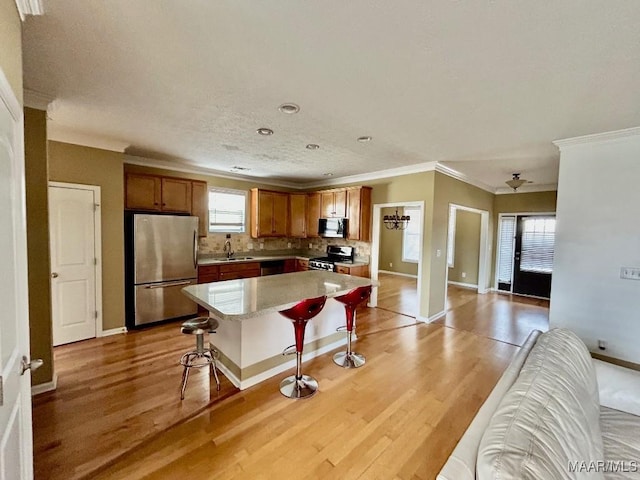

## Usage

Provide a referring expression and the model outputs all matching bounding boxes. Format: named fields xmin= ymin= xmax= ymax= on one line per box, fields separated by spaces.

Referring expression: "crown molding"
xmin=553 ymin=126 xmax=640 ymax=150
xmin=494 ymin=183 xmax=558 ymax=195
xmin=24 ymin=89 xmax=54 ymax=111
xmin=302 ymin=161 xmax=439 ymax=189
xmin=48 ymin=123 xmax=130 ymax=153
xmin=15 ymin=0 xmax=44 ymax=20
xmin=434 ymin=163 xmax=495 ymax=193
xmin=123 ymin=155 xmax=298 ymax=190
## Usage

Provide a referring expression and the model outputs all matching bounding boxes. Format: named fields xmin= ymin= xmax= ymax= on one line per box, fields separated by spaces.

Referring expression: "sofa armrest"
xmin=594 ymin=359 xmax=640 ymax=416
xmin=436 ymin=330 xmax=542 ymax=480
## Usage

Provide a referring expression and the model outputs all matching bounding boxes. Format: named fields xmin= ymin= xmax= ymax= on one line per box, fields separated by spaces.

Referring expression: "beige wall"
xmin=0 ymin=0 xmax=22 ymax=104
xmin=49 ymin=142 xmax=125 ymax=330
xmin=378 ymin=207 xmax=418 ymax=276
xmin=431 ymin=172 xmax=494 ymax=316
xmin=491 ymin=191 xmax=557 ymax=287
xmin=24 ymin=108 xmax=53 ymax=385
xmin=448 ymin=209 xmax=481 ymax=285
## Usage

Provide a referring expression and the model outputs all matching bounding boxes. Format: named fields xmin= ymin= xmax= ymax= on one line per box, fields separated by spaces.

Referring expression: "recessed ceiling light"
xmin=231 ymin=166 xmax=250 ymax=171
xmin=257 ymin=127 xmax=274 ymax=136
xmin=306 ymin=144 xmax=320 ymax=150
xmin=323 ymin=173 xmax=333 ymax=177
xmin=278 ymin=103 xmax=300 ymax=114
xmin=357 ymin=136 xmax=372 ymax=142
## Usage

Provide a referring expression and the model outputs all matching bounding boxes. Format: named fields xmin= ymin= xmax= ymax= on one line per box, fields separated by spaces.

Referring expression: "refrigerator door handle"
xmin=145 ymin=280 xmax=193 ymax=289
xmin=193 ymin=230 xmax=198 ymax=269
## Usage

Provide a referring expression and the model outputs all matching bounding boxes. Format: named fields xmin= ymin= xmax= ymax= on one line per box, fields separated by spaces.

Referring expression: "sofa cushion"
xmin=600 ymin=406 xmax=640 ymax=480
xmin=477 ymin=328 xmax=605 ymax=480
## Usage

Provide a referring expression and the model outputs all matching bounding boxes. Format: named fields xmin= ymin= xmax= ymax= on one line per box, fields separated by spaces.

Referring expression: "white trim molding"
xmin=553 ymin=126 xmax=640 ymax=150
xmin=495 ymin=183 xmax=558 ymax=195
xmin=24 ymin=89 xmax=54 ymax=111
xmin=447 ymin=281 xmax=478 ymax=290
xmin=424 ymin=310 xmax=445 ymax=323
xmin=100 ymin=327 xmax=127 ymax=337
xmin=48 ymin=123 xmax=130 ymax=153
xmin=378 ymin=270 xmax=418 ymax=279
xmin=31 ymin=373 xmax=58 ymax=396
xmin=434 ymin=163 xmax=495 ymax=193
xmin=15 ymin=0 xmax=44 ymax=20
xmin=304 ymin=161 xmax=438 ymax=189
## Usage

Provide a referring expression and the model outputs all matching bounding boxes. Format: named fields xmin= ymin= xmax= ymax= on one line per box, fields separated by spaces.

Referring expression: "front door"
xmin=0 ymin=72 xmax=35 ymax=478
xmin=49 ymin=184 xmax=99 ymax=346
xmin=512 ymin=216 xmax=556 ymax=298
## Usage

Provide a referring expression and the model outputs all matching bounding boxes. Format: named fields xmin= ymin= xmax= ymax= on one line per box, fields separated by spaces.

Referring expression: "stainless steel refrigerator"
xmin=125 ymin=213 xmax=198 ymax=327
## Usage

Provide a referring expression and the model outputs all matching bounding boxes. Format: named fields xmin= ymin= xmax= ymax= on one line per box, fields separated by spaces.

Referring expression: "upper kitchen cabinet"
xmin=191 ymin=181 xmax=208 ymax=237
xmin=321 ymin=189 xmax=347 ymax=218
xmin=306 ymin=192 xmax=321 ymax=238
xmin=250 ymin=188 xmax=289 ymax=238
xmin=289 ymin=193 xmax=307 ymax=238
xmin=346 ymin=186 xmax=373 ymax=241
xmin=125 ymin=173 xmax=192 ymax=213
xmin=125 ymin=173 xmax=161 ymax=210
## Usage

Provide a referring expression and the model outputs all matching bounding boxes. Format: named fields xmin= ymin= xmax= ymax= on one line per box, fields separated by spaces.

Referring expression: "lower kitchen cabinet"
xmin=296 ymin=258 xmax=309 ymax=271
xmin=335 ymin=264 xmax=370 ymax=278
xmin=219 ymin=262 xmax=261 ymax=281
xmin=284 ymin=259 xmax=297 ymax=273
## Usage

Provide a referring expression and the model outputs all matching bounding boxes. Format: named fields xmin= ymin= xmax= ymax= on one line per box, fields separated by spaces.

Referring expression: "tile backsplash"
xmin=199 ymin=233 xmax=370 ymax=258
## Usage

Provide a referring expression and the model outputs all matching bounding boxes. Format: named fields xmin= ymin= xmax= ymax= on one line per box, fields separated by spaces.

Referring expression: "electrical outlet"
xmin=620 ymin=267 xmax=640 ymax=280
xmin=287 ymin=242 xmax=291 ymax=248
xmin=461 ymin=272 xmax=466 ymax=278
xmin=389 ymin=262 xmax=393 ymax=268
xmin=309 ymin=243 xmax=313 ymax=249
xmin=259 ymin=243 xmax=264 ymax=250
xmin=436 ymin=249 xmax=442 ymax=257
xmin=247 ymin=243 xmax=253 ymax=250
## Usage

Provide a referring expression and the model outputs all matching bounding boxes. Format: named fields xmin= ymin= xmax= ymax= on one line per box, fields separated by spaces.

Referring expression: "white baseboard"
xmin=32 ymin=373 xmax=58 ymax=396
xmin=100 ymin=326 xmax=127 ymax=337
xmin=447 ymin=281 xmax=478 ymax=290
xmin=378 ymin=270 xmax=418 ymax=279
xmin=416 ymin=310 xmax=445 ymax=323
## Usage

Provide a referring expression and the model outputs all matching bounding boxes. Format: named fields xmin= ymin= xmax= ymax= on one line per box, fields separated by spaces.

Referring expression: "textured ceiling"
xmin=22 ymin=1 xmax=640 ymax=189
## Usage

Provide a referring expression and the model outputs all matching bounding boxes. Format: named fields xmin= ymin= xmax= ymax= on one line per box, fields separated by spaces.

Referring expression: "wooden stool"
xmin=333 ymin=285 xmax=372 ymax=368
xmin=179 ymin=317 xmax=221 ymax=400
xmin=278 ymin=296 xmax=327 ymax=399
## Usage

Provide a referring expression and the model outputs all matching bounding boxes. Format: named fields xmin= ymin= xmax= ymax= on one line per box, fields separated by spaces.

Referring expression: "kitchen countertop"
xmin=197 ymin=253 xmax=369 ymax=267
xmin=182 ymin=270 xmax=376 ymax=321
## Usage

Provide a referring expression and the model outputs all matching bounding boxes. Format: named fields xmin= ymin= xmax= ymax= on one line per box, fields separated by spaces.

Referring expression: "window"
xmin=497 ymin=216 xmax=516 ymax=286
xmin=520 ymin=217 xmax=556 ymax=274
xmin=446 ymin=205 xmax=456 ymax=267
xmin=208 ymin=188 xmax=246 ymax=233
xmin=402 ymin=206 xmax=421 ymax=263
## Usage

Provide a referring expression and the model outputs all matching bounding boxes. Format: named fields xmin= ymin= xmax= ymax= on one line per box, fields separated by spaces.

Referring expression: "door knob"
xmin=20 ymin=356 xmax=44 ymax=375
xmin=51 ymin=272 xmax=58 ymax=278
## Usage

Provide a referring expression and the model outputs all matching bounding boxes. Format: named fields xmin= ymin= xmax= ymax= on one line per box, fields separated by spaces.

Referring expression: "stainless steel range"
xmin=309 ymin=245 xmax=355 ymax=271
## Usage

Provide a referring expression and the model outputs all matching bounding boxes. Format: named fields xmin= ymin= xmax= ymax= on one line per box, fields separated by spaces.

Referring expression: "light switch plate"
xmin=620 ymin=267 xmax=640 ymax=280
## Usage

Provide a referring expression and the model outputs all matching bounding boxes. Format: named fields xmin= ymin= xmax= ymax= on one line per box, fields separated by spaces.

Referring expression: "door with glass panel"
xmin=497 ymin=215 xmax=556 ymax=298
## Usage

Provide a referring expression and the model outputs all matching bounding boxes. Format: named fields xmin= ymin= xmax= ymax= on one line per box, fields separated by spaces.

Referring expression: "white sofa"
xmin=437 ymin=329 xmax=640 ymax=480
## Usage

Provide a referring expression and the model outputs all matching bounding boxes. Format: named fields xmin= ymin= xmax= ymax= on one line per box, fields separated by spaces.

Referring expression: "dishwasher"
xmin=260 ymin=260 xmax=285 ymax=276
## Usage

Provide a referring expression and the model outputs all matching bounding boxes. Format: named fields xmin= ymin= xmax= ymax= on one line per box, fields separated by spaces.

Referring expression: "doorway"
xmin=48 ymin=182 xmax=103 ymax=345
xmin=496 ymin=213 xmax=556 ymax=298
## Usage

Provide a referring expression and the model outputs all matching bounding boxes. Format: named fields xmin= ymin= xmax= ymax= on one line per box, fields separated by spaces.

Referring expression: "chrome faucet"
xmin=223 ymin=237 xmax=234 ymax=259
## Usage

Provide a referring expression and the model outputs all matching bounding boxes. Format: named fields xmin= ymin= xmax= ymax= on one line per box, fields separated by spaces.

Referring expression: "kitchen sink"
xmin=224 ymin=256 xmax=254 ymax=261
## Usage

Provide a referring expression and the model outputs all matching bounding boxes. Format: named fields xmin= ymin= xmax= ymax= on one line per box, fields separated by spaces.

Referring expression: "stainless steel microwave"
xmin=318 ymin=218 xmax=348 ymax=238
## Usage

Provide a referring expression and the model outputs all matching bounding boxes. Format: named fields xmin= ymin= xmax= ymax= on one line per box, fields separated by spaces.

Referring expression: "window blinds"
xmin=497 ymin=216 xmax=516 ymax=284
xmin=208 ymin=189 xmax=246 ymax=233
xmin=520 ymin=217 xmax=556 ymax=274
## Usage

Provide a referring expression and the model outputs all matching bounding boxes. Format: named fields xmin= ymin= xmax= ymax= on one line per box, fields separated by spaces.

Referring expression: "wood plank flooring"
xmin=376 ymin=273 xmax=418 ymax=318
xmin=32 ymin=283 xmax=549 ymax=480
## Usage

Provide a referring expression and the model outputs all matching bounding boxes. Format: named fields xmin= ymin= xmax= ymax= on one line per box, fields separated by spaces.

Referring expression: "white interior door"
xmin=0 ymin=73 xmax=35 ymax=478
xmin=49 ymin=185 xmax=99 ymax=346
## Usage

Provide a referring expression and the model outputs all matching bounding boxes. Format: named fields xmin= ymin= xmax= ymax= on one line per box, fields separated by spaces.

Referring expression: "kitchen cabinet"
xmin=191 ymin=180 xmax=208 ymax=237
xmin=296 ymin=258 xmax=309 ymax=271
xmin=346 ymin=186 xmax=373 ymax=242
xmin=289 ymin=193 xmax=307 ymax=238
xmin=219 ymin=262 xmax=261 ymax=281
xmin=284 ymin=259 xmax=297 ymax=273
xmin=335 ymin=264 xmax=370 ymax=278
xmin=125 ymin=173 xmax=192 ymax=214
xmin=250 ymin=189 xmax=289 ymax=238
xmin=321 ymin=190 xmax=347 ymax=218
xmin=197 ymin=264 xmax=219 ymax=314
xmin=125 ymin=173 xmax=161 ymax=210
xmin=306 ymin=192 xmax=322 ymax=238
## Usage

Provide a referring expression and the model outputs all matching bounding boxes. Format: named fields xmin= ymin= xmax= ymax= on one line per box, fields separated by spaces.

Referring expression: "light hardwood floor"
xmin=33 ymin=283 xmax=549 ymax=480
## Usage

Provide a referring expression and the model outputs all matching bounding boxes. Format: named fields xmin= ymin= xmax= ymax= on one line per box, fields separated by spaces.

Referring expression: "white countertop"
xmin=182 ymin=270 xmax=376 ymax=321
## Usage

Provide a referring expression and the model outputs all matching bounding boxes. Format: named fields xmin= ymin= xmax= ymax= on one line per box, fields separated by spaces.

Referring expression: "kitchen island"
xmin=182 ymin=270 xmax=376 ymax=390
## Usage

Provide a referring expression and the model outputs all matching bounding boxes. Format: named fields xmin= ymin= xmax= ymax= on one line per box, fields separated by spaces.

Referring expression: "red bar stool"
xmin=333 ymin=285 xmax=372 ymax=368
xmin=179 ymin=316 xmax=221 ymax=400
xmin=279 ymin=295 xmax=327 ymax=399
